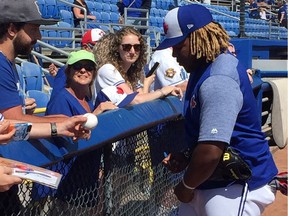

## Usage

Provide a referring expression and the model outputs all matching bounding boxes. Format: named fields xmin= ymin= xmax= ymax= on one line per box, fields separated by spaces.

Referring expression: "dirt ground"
xmin=262 ymin=145 xmax=287 ymax=216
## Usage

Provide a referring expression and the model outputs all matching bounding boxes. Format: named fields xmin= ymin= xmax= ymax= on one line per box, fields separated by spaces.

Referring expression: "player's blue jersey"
xmin=184 ymin=52 xmax=278 ymax=190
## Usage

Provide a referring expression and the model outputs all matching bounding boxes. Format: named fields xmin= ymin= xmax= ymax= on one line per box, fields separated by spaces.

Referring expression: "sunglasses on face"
xmin=72 ymin=62 xmax=95 ymax=71
xmin=121 ymin=44 xmax=141 ymax=52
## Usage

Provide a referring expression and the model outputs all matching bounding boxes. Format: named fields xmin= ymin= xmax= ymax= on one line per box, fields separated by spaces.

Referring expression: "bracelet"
xmin=158 ymin=89 xmax=165 ymax=98
xmin=182 ymin=178 xmax=195 ymax=190
xmin=50 ymin=122 xmax=58 ymax=137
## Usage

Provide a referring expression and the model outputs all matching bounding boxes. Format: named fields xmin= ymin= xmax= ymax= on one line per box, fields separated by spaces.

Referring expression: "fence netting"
xmin=0 ymin=117 xmax=187 ymax=216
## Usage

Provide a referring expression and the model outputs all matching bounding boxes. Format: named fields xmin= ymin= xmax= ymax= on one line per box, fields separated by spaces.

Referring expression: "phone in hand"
xmin=9 ymin=123 xmax=32 ymax=141
xmin=146 ymin=62 xmax=160 ymax=78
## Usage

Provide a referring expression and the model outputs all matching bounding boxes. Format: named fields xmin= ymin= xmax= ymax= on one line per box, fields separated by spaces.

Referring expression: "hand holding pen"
xmin=162 ymin=151 xmax=190 ymax=173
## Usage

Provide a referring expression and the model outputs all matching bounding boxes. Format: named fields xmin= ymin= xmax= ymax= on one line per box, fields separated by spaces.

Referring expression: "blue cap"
xmin=157 ymin=4 xmax=213 ymax=50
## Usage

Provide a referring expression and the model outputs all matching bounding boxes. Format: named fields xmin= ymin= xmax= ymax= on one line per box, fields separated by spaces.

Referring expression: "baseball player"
xmin=160 ymin=4 xmax=278 ymax=216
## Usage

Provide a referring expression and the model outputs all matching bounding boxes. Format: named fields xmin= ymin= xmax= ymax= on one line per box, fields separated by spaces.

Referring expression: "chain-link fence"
xmin=0 ymin=117 xmax=187 ymax=216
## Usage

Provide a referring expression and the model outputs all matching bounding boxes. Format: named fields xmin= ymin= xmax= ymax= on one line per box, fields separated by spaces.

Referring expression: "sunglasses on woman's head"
xmin=72 ymin=62 xmax=95 ymax=71
xmin=121 ymin=44 xmax=141 ymax=52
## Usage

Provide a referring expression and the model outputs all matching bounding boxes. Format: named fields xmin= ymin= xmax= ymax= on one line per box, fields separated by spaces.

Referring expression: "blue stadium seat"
xmin=45 ymin=0 xmax=58 ymax=18
xmin=57 ymin=21 xmax=73 ymax=47
xmin=45 ymin=24 xmax=59 ymax=46
xmin=102 ymin=3 xmax=111 ymax=12
xmin=150 ymin=8 xmax=160 ymax=17
xmin=99 ymin=25 xmax=110 ymax=32
xmin=85 ymin=0 xmax=95 ymax=11
xmin=110 ymin=12 xmax=120 ymax=23
xmin=156 ymin=16 xmax=164 ymax=28
xmin=37 ymin=0 xmax=46 ymax=17
xmin=158 ymin=9 xmax=167 ymax=17
xmin=94 ymin=2 xmax=103 ymax=12
xmin=101 ymin=12 xmax=111 ymax=24
xmin=26 ymin=90 xmax=50 ymax=116
xmin=21 ymin=62 xmax=44 ymax=92
xmin=149 ymin=16 xmax=157 ymax=27
xmin=59 ymin=10 xmax=74 ymax=27
xmin=160 ymin=0 xmax=168 ymax=10
xmin=155 ymin=0 xmax=162 ymax=9
xmin=110 ymin=4 xmax=119 ymax=13
xmin=26 ymin=90 xmax=50 ymax=108
xmin=91 ymin=11 xmax=102 ymax=23
xmin=56 ymin=0 xmax=71 ymax=13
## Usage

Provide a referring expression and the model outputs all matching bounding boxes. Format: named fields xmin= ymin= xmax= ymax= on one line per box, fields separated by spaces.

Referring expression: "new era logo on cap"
xmin=157 ymin=4 xmax=213 ymax=50
xmin=95 ymin=86 xmax=138 ymax=108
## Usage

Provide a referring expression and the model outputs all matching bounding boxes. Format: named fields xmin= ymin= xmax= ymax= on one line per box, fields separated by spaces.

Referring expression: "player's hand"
xmin=25 ymin=98 xmax=37 ymax=115
xmin=162 ymin=152 xmax=189 ymax=173
xmin=0 ymin=120 xmax=16 ymax=144
xmin=174 ymin=180 xmax=194 ymax=203
xmin=0 ymin=166 xmax=22 ymax=192
xmin=57 ymin=115 xmax=91 ymax=141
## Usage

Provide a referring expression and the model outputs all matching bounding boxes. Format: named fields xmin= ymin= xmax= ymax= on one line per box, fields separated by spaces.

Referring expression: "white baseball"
xmin=82 ymin=113 xmax=98 ymax=130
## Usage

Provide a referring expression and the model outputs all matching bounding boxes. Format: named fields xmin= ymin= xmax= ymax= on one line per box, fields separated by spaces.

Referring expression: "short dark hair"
xmin=0 ymin=22 xmax=25 ymax=39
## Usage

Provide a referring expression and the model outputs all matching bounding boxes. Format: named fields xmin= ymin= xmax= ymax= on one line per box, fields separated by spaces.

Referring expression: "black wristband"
xmin=50 ymin=122 xmax=57 ymax=137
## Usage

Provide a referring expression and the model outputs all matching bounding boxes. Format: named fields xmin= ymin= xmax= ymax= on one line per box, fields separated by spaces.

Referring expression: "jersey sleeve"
xmin=198 ymin=75 xmax=243 ymax=144
xmin=97 ymin=64 xmax=125 ymax=89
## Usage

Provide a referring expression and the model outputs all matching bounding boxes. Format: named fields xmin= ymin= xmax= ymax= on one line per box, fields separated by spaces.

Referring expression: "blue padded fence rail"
xmin=0 ymin=96 xmax=183 ymax=167
xmin=260 ymin=71 xmax=288 ymax=77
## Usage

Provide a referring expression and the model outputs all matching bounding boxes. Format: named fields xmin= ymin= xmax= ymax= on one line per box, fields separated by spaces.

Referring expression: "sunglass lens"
xmin=122 ymin=44 xmax=132 ymax=51
xmin=122 ymin=44 xmax=141 ymax=52
xmin=133 ymin=44 xmax=141 ymax=52
xmin=73 ymin=63 xmax=95 ymax=71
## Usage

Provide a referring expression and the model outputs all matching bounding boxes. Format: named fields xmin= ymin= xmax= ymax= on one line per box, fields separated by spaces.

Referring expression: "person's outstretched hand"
xmin=160 ymin=86 xmax=183 ymax=100
xmin=57 ymin=115 xmax=92 ymax=141
xmin=93 ymin=101 xmax=118 ymax=115
xmin=0 ymin=120 xmax=16 ymax=144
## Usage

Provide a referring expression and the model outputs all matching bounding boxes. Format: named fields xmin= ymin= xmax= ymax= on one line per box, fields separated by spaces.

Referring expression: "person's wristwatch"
xmin=50 ymin=122 xmax=58 ymax=137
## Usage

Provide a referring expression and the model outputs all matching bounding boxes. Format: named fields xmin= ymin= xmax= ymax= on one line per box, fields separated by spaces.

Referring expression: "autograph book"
xmin=0 ymin=157 xmax=62 ymax=189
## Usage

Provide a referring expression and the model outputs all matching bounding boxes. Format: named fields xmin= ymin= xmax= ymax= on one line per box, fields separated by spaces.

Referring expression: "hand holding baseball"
xmin=82 ymin=113 xmax=98 ymax=130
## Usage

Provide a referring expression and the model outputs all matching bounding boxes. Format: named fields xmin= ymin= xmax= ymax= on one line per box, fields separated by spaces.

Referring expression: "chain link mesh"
xmin=0 ymin=118 xmax=186 ymax=216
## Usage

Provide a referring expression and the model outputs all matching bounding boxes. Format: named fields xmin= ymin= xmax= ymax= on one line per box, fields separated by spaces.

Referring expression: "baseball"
xmin=82 ymin=113 xmax=98 ymax=130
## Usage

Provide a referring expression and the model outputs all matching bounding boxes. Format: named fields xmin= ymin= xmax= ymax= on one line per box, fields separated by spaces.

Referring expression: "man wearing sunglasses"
xmin=49 ymin=28 xmax=105 ymax=99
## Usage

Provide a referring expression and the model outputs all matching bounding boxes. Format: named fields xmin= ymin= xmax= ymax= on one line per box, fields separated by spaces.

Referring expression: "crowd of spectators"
xmin=248 ymin=0 xmax=287 ymax=27
xmin=0 ymin=0 xmax=286 ymax=215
